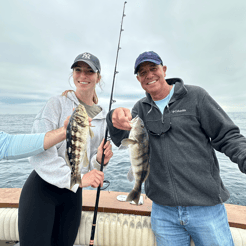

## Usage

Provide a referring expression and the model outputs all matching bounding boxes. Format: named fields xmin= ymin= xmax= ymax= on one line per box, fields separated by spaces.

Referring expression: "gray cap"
xmin=71 ymin=52 xmax=101 ymax=73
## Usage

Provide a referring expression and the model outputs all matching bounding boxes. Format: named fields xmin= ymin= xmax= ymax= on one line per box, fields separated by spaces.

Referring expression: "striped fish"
xmin=120 ymin=116 xmax=150 ymax=205
xmin=65 ymin=104 xmax=94 ymax=189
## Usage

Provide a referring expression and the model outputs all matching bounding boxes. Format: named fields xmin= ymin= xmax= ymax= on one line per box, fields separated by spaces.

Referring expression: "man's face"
xmin=136 ymin=62 xmax=167 ymax=95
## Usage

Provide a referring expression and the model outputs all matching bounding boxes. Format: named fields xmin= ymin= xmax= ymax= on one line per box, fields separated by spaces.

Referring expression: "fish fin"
xmin=70 ymin=174 xmax=81 ymax=189
xmin=119 ymin=138 xmax=137 ymax=150
xmin=82 ymin=151 xmax=89 ymax=168
xmin=126 ymin=189 xmax=141 ymax=205
xmin=127 ymin=166 xmax=134 ymax=182
xmin=118 ymin=144 xmax=128 ymax=150
xmin=118 ymin=145 xmax=128 ymax=150
xmin=89 ymin=128 xmax=94 ymax=138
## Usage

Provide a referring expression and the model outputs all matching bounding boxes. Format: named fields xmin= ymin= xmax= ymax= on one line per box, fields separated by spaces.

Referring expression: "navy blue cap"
xmin=71 ymin=52 xmax=101 ymax=73
xmin=134 ymin=51 xmax=163 ymax=74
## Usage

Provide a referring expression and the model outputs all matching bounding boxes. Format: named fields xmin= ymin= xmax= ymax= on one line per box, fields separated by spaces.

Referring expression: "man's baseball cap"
xmin=71 ymin=52 xmax=101 ymax=73
xmin=134 ymin=51 xmax=163 ymax=74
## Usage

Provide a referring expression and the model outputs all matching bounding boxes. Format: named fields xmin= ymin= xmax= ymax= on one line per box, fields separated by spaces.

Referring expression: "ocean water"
xmin=0 ymin=113 xmax=246 ymax=206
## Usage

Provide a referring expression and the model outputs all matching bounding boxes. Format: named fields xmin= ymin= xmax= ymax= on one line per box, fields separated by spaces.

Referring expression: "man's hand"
xmin=96 ymin=138 xmax=113 ymax=165
xmin=112 ymin=107 xmax=132 ymax=131
xmin=80 ymin=169 xmax=104 ymax=188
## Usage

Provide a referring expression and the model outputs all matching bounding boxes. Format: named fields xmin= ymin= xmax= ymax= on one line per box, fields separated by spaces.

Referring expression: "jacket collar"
xmin=142 ymin=78 xmax=187 ymax=105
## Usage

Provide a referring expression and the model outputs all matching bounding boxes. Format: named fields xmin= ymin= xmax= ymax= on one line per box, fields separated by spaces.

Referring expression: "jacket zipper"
xmin=162 ymin=104 xmax=179 ymax=205
xmin=163 ymin=133 xmax=180 ymax=206
xmin=162 ymin=104 xmax=170 ymax=123
xmin=148 ymin=101 xmax=179 ymax=205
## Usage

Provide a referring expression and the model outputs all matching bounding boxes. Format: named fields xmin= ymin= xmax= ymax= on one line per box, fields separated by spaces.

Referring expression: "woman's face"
xmin=73 ymin=61 xmax=100 ymax=92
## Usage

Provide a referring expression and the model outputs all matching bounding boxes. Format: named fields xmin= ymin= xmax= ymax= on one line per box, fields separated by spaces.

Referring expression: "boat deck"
xmin=1 ymin=188 xmax=246 ymax=245
xmin=1 ymin=188 xmax=246 ymax=229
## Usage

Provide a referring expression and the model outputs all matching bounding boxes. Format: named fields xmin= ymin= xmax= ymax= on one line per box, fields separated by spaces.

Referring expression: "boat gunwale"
xmin=0 ymin=188 xmax=246 ymax=229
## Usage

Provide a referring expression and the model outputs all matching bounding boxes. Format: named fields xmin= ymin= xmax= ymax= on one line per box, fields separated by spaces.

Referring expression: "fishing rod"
xmin=89 ymin=2 xmax=127 ymax=245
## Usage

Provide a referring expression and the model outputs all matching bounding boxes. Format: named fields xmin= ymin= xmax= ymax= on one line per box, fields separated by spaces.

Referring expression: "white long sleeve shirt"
xmin=29 ymin=91 xmax=108 ymax=193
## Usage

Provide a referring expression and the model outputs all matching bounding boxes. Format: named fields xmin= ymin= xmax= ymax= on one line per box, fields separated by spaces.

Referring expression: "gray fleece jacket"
xmin=29 ymin=91 xmax=107 ymax=193
xmin=106 ymin=78 xmax=246 ymax=206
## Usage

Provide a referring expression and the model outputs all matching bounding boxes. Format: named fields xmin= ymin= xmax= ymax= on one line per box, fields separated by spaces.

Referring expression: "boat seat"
xmin=1 ymin=208 xmax=246 ymax=245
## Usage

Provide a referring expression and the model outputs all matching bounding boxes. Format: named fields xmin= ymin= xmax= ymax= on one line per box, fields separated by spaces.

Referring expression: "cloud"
xmin=0 ymin=0 xmax=246 ymax=114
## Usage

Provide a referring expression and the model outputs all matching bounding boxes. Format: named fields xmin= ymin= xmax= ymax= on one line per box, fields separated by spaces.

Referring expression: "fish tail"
xmin=70 ymin=175 xmax=81 ymax=189
xmin=126 ymin=189 xmax=141 ymax=205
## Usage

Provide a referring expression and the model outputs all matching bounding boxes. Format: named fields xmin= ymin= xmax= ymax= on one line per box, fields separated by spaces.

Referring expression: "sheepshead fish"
xmin=120 ymin=115 xmax=150 ymax=205
xmin=65 ymin=104 xmax=94 ymax=189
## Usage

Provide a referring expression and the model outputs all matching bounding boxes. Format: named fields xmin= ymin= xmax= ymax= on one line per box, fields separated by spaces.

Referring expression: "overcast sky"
xmin=1 ymin=0 xmax=246 ymax=114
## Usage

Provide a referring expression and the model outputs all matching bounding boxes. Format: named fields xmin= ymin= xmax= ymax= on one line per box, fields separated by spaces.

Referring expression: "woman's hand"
xmin=63 ymin=116 xmax=70 ymax=137
xmin=96 ymin=139 xmax=113 ymax=165
xmin=43 ymin=116 xmax=70 ymax=150
xmin=80 ymin=169 xmax=104 ymax=188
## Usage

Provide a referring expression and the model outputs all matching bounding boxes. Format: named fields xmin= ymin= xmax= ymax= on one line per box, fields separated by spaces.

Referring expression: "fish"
xmin=65 ymin=104 xmax=94 ymax=189
xmin=119 ymin=115 xmax=150 ymax=205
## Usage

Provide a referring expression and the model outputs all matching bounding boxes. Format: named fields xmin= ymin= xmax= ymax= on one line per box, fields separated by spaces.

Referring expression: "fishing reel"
xmin=100 ymin=180 xmax=110 ymax=191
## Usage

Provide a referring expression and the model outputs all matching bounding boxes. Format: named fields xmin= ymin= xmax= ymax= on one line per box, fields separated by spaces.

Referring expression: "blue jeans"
xmin=151 ymin=202 xmax=234 ymax=246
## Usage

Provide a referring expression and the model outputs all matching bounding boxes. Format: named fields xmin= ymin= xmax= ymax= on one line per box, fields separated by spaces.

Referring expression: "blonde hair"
xmin=92 ymin=73 xmax=101 ymax=104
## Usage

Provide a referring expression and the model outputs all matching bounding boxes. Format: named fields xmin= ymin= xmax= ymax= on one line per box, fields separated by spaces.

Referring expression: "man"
xmin=0 ymin=116 xmax=70 ymax=160
xmin=106 ymin=51 xmax=246 ymax=245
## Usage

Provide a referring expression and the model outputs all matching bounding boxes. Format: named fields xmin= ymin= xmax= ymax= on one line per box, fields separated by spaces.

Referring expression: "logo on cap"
xmin=71 ymin=52 xmax=101 ymax=73
xmin=82 ymin=53 xmax=91 ymax=59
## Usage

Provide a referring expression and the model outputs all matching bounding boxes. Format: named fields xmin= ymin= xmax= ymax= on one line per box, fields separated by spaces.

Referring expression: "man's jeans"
xmin=151 ymin=202 xmax=234 ymax=246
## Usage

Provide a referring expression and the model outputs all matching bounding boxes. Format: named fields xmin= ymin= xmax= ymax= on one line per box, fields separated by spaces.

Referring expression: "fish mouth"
xmin=130 ymin=115 xmax=139 ymax=126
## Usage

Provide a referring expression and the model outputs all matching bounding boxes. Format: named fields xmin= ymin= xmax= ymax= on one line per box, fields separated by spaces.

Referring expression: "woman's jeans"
xmin=151 ymin=202 xmax=234 ymax=246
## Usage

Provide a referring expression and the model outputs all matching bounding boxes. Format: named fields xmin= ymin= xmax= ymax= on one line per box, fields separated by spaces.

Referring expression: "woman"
xmin=18 ymin=52 xmax=113 ymax=246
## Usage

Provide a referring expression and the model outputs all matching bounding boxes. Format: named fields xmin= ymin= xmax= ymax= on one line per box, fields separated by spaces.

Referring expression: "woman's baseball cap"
xmin=71 ymin=52 xmax=101 ymax=73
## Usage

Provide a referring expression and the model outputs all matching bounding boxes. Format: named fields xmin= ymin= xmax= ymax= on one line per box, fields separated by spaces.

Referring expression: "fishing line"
xmin=89 ymin=2 xmax=127 ymax=245
xmin=100 ymin=180 xmax=110 ymax=191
